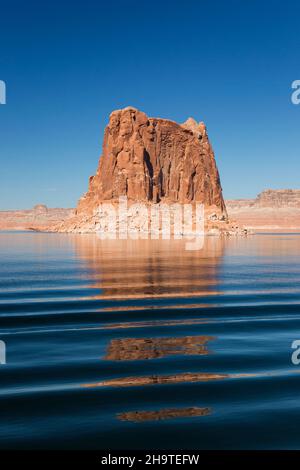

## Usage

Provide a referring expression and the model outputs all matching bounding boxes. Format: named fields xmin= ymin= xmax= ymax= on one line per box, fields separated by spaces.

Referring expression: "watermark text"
xmin=0 ymin=340 xmax=6 ymax=365
xmin=291 ymin=80 xmax=300 ymax=105
xmin=0 ymin=80 xmax=6 ymax=105
xmin=95 ymin=197 xmax=205 ymax=251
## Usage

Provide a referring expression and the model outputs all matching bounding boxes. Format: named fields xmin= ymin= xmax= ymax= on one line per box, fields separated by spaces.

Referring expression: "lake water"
xmin=0 ymin=232 xmax=300 ymax=449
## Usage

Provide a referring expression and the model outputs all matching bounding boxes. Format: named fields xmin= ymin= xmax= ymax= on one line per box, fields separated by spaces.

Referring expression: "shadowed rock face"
xmin=77 ymin=107 xmax=227 ymax=216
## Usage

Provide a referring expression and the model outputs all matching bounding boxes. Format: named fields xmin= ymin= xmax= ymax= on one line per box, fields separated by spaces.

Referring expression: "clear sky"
xmin=0 ymin=0 xmax=299 ymax=209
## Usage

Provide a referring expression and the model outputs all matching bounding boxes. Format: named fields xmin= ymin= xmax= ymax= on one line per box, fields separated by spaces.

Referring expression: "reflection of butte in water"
xmin=104 ymin=335 xmax=215 ymax=361
xmin=83 ymin=372 xmax=228 ymax=388
xmin=72 ymin=237 xmax=225 ymax=300
xmin=73 ymin=237 xmax=224 ymax=423
xmin=118 ymin=407 xmax=212 ymax=422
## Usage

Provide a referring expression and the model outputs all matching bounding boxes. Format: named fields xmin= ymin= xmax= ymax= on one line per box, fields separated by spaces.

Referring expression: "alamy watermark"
xmin=291 ymin=80 xmax=300 ymax=105
xmin=291 ymin=340 xmax=300 ymax=365
xmin=95 ymin=196 xmax=205 ymax=251
xmin=0 ymin=340 xmax=6 ymax=365
xmin=0 ymin=80 xmax=6 ymax=105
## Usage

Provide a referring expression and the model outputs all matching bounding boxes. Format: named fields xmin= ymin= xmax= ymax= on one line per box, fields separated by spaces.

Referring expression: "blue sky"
xmin=0 ymin=0 xmax=299 ymax=209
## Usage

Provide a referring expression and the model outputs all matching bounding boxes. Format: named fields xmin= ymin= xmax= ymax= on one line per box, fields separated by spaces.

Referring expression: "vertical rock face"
xmin=77 ymin=107 xmax=227 ymax=217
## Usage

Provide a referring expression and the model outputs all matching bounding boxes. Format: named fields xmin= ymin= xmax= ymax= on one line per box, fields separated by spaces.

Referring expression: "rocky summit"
xmin=53 ymin=107 xmax=244 ymax=235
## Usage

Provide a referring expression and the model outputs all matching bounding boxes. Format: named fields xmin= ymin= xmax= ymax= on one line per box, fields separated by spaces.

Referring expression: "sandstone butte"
xmin=52 ymin=106 xmax=246 ymax=235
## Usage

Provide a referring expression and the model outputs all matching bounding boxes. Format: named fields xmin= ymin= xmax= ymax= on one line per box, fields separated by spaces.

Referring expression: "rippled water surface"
xmin=0 ymin=232 xmax=300 ymax=449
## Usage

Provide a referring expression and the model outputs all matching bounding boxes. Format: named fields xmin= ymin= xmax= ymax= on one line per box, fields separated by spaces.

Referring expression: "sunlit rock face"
xmin=77 ymin=106 xmax=227 ymax=216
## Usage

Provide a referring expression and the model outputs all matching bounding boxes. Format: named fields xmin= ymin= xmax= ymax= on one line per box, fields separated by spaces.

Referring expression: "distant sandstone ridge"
xmin=226 ymin=190 xmax=300 ymax=230
xmin=52 ymin=106 xmax=243 ymax=235
xmin=0 ymin=205 xmax=74 ymax=231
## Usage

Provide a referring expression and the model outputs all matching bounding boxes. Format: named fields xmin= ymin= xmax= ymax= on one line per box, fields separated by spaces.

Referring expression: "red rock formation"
xmin=77 ymin=106 xmax=227 ymax=216
xmin=51 ymin=107 xmax=247 ymax=234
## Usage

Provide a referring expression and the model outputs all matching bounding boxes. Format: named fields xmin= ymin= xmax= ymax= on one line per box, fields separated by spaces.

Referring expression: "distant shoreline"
xmin=1 ymin=189 xmax=300 ymax=233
